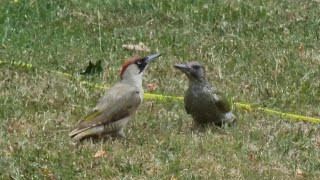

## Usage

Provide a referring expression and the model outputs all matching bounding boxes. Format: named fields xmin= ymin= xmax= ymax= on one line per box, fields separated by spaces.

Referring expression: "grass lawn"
xmin=1 ymin=0 xmax=320 ymax=179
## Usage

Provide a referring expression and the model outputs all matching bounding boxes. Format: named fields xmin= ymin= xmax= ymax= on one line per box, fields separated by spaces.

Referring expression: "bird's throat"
xmin=120 ymin=76 xmax=143 ymax=91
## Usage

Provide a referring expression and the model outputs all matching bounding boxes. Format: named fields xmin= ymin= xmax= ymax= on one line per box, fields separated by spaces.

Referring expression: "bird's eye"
xmin=136 ymin=61 xmax=142 ymax=65
xmin=192 ymin=65 xmax=201 ymax=69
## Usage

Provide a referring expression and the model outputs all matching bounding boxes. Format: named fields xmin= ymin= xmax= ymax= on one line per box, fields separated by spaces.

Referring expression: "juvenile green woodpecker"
xmin=174 ymin=61 xmax=236 ymax=127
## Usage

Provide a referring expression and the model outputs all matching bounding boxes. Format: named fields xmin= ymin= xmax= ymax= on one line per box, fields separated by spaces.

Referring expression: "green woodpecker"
xmin=174 ymin=61 xmax=236 ymax=127
xmin=69 ymin=53 xmax=161 ymax=142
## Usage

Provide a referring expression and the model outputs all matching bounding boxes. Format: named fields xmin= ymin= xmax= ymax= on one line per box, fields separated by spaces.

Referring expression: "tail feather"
xmin=222 ymin=112 xmax=236 ymax=126
xmin=69 ymin=125 xmax=104 ymax=141
xmin=69 ymin=126 xmax=91 ymax=137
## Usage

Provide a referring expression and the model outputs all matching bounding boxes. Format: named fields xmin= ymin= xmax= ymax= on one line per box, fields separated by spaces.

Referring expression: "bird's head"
xmin=120 ymin=53 xmax=161 ymax=80
xmin=174 ymin=61 xmax=207 ymax=82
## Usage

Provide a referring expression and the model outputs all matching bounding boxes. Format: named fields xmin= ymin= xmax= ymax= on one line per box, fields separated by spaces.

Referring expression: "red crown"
xmin=120 ymin=55 xmax=142 ymax=78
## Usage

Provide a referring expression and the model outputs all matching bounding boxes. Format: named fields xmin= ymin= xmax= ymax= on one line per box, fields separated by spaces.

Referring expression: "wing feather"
xmin=211 ymin=90 xmax=231 ymax=113
xmin=70 ymin=83 xmax=142 ymax=135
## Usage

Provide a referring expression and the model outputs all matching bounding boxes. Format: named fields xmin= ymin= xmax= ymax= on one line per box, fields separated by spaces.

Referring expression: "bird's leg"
xmin=191 ymin=121 xmax=205 ymax=132
xmin=115 ymin=128 xmax=126 ymax=138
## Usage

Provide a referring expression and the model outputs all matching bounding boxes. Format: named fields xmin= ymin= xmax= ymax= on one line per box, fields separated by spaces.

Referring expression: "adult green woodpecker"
xmin=174 ymin=61 xmax=236 ymax=127
xmin=69 ymin=53 xmax=161 ymax=142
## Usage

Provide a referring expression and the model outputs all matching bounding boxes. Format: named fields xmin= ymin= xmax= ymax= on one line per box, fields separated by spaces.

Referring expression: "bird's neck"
xmin=120 ymin=74 xmax=144 ymax=91
xmin=189 ymin=77 xmax=208 ymax=86
xmin=120 ymin=65 xmax=144 ymax=91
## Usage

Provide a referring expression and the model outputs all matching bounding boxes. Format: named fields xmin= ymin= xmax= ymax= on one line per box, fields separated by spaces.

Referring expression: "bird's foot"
xmin=108 ymin=129 xmax=129 ymax=140
xmin=191 ymin=122 xmax=208 ymax=132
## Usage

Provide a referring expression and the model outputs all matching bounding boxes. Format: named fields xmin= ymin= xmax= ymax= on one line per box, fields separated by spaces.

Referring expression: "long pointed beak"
xmin=144 ymin=53 xmax=161 ymax=63
xmin=174 ymin=64 xmax=190 ymax=71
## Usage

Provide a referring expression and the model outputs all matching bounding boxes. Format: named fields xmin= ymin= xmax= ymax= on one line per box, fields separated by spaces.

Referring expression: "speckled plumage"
xmin=174 ymin=61 xmax=236 ymax=127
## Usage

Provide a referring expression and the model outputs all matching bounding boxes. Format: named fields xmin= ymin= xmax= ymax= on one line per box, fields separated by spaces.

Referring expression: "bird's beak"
xmin=144 ymin=53 xmax=161 ymax=63
xmin=174 ymin=64 xmax=190 ymax=73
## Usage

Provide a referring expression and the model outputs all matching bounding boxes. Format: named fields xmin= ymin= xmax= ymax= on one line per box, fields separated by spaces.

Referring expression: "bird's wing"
xmin=211 ymin=90 xmax=231 ymax=113
xmin=69 ymin=83 xmax=142 ymax=136
xmin=184 ymin=91 xmax=191 ymax=114
xmin=184 ymin=104 xmax=191 ymax=114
